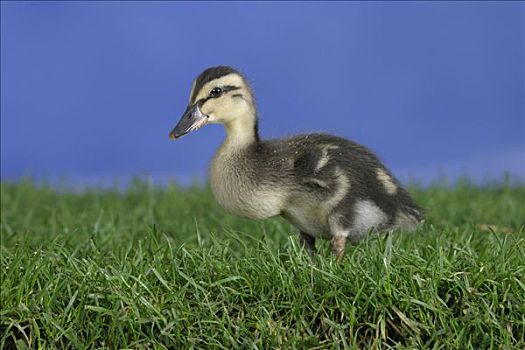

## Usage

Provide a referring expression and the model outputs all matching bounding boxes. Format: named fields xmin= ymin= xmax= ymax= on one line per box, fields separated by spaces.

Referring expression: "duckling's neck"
xmin=223 ymin=115 xmax=260 ymax=149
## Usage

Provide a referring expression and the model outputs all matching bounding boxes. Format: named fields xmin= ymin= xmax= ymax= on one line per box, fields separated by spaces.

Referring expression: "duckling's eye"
xmin=210 ymin=87 xmax=222 ymax=97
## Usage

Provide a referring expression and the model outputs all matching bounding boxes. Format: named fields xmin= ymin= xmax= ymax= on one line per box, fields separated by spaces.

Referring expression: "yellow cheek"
xmin=200 ymin=101 xmax=215 ymax=115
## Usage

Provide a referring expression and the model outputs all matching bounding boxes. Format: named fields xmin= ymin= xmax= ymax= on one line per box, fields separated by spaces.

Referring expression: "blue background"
xmin=1 ymin=2 xmax=524 ymax=186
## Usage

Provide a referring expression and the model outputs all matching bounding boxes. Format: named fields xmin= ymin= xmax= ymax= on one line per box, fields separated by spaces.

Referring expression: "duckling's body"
xmin=170 ymin=66 xmax=423 ymax=259
xmin=210 ymin=133 xmax=422 ymax=240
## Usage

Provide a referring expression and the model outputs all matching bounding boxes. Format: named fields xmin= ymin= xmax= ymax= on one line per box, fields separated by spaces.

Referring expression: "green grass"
xmin=1 ymin=179 xmax=524 ymax=349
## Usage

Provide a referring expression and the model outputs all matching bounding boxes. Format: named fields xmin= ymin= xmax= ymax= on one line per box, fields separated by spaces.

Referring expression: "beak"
xmin=169 ymin=104 xmax=208 ymax=140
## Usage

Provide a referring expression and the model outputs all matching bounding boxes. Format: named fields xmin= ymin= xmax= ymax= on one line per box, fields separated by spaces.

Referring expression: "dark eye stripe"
xmin=210 ymin=85 xmax=240 ymax=97
xmin=207 ymin=85 xmax=241 ymax=99
xmin=222 ymin=85 xmax=240 ymax=92
xmin=194 ymin=85 xmax=241 ymax=107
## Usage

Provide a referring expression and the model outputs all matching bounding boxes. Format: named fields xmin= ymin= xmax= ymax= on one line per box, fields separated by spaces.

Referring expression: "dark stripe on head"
xmin=190 ymin=66 xmax=241 ymax=103
xmin=193 ymin=85 xmax=241 ymax=109
xmin=222 ymin=85 xmax=240 ymax=93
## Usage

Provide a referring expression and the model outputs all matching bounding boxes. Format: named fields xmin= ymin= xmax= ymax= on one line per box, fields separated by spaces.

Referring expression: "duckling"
xmin=169 ymin=66 xmax=423 ymax=260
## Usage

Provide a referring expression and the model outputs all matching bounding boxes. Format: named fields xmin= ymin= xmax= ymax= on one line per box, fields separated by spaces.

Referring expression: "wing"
xmin=283 ymin=134 xmax=357 ymax=198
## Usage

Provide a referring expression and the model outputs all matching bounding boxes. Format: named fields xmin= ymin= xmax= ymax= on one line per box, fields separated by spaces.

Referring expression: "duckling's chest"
xmin=209 ymin=150 xmax=287 ymax=220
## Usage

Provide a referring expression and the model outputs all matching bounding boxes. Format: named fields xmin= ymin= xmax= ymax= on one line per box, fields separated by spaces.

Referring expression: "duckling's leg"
xmin=330 ymin=236 xmax=347 ymax=261
xmin=299 ymin=232 xmax=316 ymax=254
xmin=328 ymin=215 xmax=351 ymax=261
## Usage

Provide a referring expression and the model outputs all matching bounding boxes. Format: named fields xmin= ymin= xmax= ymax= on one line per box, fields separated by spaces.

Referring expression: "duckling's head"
xmin=170 ymin=66 xmax=257 ymax=140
